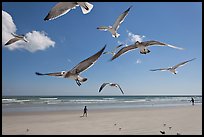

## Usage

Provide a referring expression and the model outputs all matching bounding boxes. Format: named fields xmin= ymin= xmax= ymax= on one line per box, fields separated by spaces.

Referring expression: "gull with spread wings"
xmin=103 ymin=44 xmax=124 ymax=56
xmin=111 ymin=40 xmax=184 ymax=61
xmin=150 ymin=58 xmax=196 ymax=74
xmin=97 ymin=6 xmax=132 ymax=38
xmin=35 ymin=45 xmax=106 ymax=86
xmin=99 ymin=83 xmax=124 ymax=94
xmin=44 ymin=2 xmax=93 ymax=21
xmin=5 ymin=33 xmax=28 ymax=46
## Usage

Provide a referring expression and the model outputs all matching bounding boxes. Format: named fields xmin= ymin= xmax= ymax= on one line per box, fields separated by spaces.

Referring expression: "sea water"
xmin=2 ymin=95 xmax=202 ymax=113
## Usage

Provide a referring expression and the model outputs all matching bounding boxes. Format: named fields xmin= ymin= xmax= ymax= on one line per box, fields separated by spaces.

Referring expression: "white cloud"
xmin=127 ymin=30 xmax=145 ymax=43
xmin=117 ymin=30 xmax=145 ymax=46
xmin=2 ymin=10 xmax=17 ymax=45
xmin=2 ymin=10 xmax=55 ymax=52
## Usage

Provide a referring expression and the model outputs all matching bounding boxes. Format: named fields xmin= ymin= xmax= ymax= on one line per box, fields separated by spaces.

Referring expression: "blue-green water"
xmin=2 ymin=95 xmax=202 ymax=113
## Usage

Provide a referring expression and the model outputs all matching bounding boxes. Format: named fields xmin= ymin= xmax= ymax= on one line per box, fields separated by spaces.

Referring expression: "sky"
xmin=2 ymin=2 xmax=202 ymax=96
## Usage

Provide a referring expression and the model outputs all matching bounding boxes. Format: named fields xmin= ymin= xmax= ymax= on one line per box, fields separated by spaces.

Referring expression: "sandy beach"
xmin=2 ymin=105 xmax=202 ymax=135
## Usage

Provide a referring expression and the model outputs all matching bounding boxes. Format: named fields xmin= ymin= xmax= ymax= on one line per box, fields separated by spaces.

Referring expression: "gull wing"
xmin=143 ymin=40 xmax=184 ymax=50
xmin=115 ymin=44 xmax=124 ymax=49
xmin=113 ymin=44 xmax=124 ymax=52
xmin=103 ymin=44 xmax=124 ymax=55
xmin=116 ymin=84 xmax=124 ymax=94
xmin=172 ymin=58 xmax=196 ymax=69
xmin=97 ymin=26 xmax=109 ymax=31
xmin=111 ymin=44 xmax=137 ymax=61
xmin=67 ymin=45 xmax=106 ymax=75
xmin=35 ymin=71 xmax=64 ymax=77
xmin=44 ymin=2 xmax=78 ymax=21
xmin=149 ymin=68 xmax=170 ymax=72
xmin=99 ymin=83 xmax=110 ymax=92
xmin=103 ymin=51 xmax=114 ymax=55
xmin=5 ymin=37 xmax=21 ymax=45
xmin=77 ymin=2 xmax=93 ymax=14
xmin=112 ymin=6 xmax=132 ymax=31
xmin=142 ymin=40 xmax=167 ymax=47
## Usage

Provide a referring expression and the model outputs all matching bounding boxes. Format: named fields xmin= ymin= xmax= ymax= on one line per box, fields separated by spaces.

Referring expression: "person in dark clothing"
xmin=82 ymin=106 xmax=88 ymax=117
xmin=190 ymin=97 xmax=195 ymax=106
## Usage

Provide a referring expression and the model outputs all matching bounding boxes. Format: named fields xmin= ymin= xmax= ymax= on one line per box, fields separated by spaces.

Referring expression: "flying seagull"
xmin=103 ymin=44 xmax=124 ymax=55
xmin=99 ymin=83 xmax=124 ymax=94
xmin=150 ymin=58 xmax=196 ymax=74
xmin=44 ymin=2 xmax=93 ymax=21
xmin=5 ymin=33 xmax=28 ymax=46
xmin=35 ymin=45 xmax=106 ymax=86
xmin=111 ymin=40 xmax=184 ymax=61
xmin=97 ymin=6 xmax=132 ymax=38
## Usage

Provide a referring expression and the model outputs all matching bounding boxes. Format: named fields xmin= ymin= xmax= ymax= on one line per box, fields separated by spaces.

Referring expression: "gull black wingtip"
xmin=191 ymin=58 xmax=197 ymax=61
xmin=126 ymin=5 xmax=133 ymax=12
xmin=101 ymin=44 xmax=107 ymax=52
xmin=35 ymin=72 xmax=43 ymax=75
xmin=4 ymin=42 xmax=9 ymax=46
xmin=44 ymin=14 xmax=50 ymax=21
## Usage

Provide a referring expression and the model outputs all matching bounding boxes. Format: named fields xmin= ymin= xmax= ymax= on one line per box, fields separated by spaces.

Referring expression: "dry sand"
xmin=2 ymin=105 xmax=202 ymax=135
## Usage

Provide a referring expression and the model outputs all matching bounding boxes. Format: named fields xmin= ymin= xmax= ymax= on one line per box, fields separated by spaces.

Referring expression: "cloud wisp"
xmin=2 ymin=10 xmax=55 ymax=52
xmin=117 ymin=30 xmax=145 ymax=46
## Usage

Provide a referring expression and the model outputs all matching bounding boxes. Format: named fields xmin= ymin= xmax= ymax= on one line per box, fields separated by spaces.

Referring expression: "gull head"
xmin=61 ymin=71 xmax=66 ymax=75
xmin=80 ymin=78 xmax=87 ymax=82
xmin=135 ymin=41 xmax=140 ymax=44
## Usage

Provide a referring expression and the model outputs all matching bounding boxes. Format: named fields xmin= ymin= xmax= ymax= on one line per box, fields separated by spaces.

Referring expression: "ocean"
xmin=2 ymin=95 xmax=202 ymax=113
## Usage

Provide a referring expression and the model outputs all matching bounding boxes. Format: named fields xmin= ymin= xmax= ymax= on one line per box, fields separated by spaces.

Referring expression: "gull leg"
xmin=76 ymin=80 xmax=81 ymax=86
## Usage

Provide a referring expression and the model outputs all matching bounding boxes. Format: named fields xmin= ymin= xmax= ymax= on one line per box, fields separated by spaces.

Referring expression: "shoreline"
xmin=2 ymin=104 xmax=202 ymax=135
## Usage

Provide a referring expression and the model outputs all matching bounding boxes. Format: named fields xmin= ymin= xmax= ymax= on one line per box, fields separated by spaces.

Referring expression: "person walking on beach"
xmin=82 ymin=106 xmax=88 ymax=117
xmin=190 ymin=97 xmax=195 ymax=106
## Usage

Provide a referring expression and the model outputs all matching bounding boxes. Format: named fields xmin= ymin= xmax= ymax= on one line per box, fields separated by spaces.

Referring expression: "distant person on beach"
xmin=190 ymin=97 xmax=195 ymax=106
xmin=82 ymin=106 xmax=88 ymax=117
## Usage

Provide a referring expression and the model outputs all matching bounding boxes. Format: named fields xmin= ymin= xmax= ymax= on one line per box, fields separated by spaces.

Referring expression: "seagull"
xmin=103 ymin=44 xmax=124 ymax=56
xmin=111 ymin=40 xmax=184 ymax=61
xmin=99 ymin=83 xmax=124 ymax=94
xmin=5 ymin=33 xmax=28 ymax=46
xmin=160 ymin=130 xmax=165 ymax=134
xmin=150 ymin=58 xmax=196 ymax=74
xmin=163 ymin=123 xmax=166 ymax=127
xmin=44 ymin=2 xmax=93 ymax=21
xmin=97 ymin=6 xmax=132 ymax=38
xmin=35 ymin=45 xmax=106 ymax=86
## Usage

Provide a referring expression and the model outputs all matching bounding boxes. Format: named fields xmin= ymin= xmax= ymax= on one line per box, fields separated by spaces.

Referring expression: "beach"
xmin=2 ymin=104 xmax=202 ymax=135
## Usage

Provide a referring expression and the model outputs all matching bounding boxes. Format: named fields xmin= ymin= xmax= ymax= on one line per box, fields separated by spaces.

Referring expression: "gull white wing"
xmin=78 ymin=2 xmax=93 ymax=14
xmin=103 ymin=51 xmax=114 ymax=55
xmin=5 ymin=37 xmax=21 ymax=45
xmin=11 ymin=33 xmax=22 ymax=38
xmin=112 ymin=6 xmax=132 ymax=31
xmin=166 ymin=44 xmax=184 ymax=50
xmin=144 ymin=40 xmax=184 ymax=50
xmin=35 ymin=71 xmax=65 ymax=77
xmin=116 ymin=84 xmax=124 ymax=94
xmin=172 ymin=58 xmax=196 ymax=69
xmin=99 ymin=83 xmax=110 ymax=92
xmin=44 ymin=2 xmax=78 ymax=21
xmin=111 ymin=44 xmax=137 ymax=61
xmin=97 ymin=26 xmax=109 ymax=31
xmin=113 ymin=44 xmax=124 ymax=52
xmin=149 ymin=68 xmax=170 ymax=72
xmin=67 ymin=45 xmax=106 ymax=75
xmin=104 ymin=44 xmax=124 ymax=55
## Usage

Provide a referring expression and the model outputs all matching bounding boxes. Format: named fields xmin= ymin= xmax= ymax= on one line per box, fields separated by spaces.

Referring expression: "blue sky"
xmin=2 ymin=2 xmax=202 ymax=96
